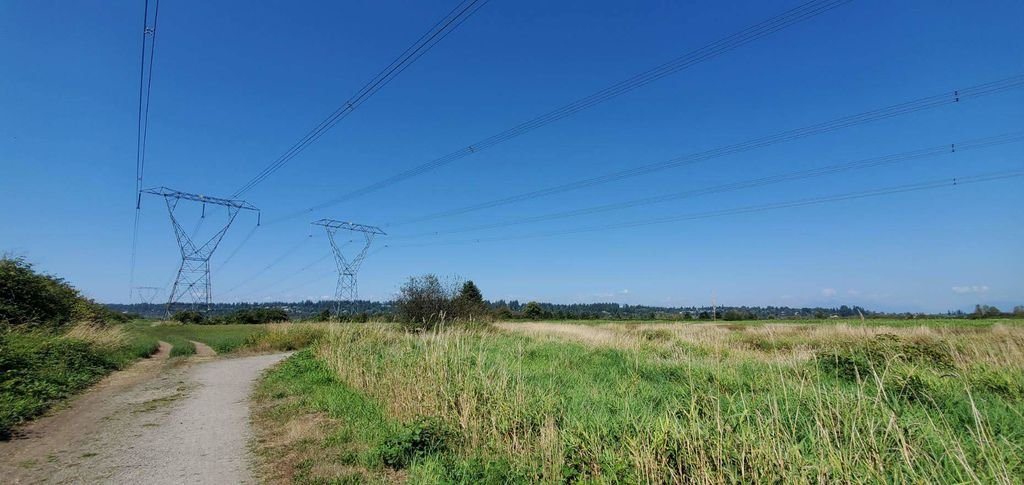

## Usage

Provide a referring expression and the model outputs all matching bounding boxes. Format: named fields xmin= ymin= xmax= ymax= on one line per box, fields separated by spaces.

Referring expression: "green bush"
xmin=376 ymin=418 xmax=456 ymax=469
xmin=396 ymin=274 xmax=456 ymax=330
xmin=0 ymin=257 xmax=114 ymax=328
xmin=171 ymin=310 xmax=206 ymax=324
xmin=522 ymin=301 xmax=546 ymax=320
xmin=208 ymin=308 xmax=289 ymax=325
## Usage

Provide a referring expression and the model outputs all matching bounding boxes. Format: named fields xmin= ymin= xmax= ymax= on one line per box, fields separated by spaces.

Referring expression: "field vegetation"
xmin=1 ymin=257 xmax=160 ymax=438
xmin=0 ymin=324 xmax=159 ymax=439
xmin=255 ymin=319 xmax=1024 ymax=483
xmin=127 ymin=321 xmax=326 ymax=354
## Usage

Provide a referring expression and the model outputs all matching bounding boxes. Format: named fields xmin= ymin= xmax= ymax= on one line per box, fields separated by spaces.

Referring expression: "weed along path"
xmin=0 ymin=342 xmax=290 ymax=484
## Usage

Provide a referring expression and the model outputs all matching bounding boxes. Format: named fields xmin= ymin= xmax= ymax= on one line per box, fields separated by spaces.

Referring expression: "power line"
xmin=231 ymin=0 xmax=490 ymax=198
xmin=219 ymin=236 xmax=311 ymax=296
xmin=217 ymin=224 xmax=259 ymax=272
xmin=384 ymin=74 xmax=1024 ymax=226
xmin=388 ymin=132 xmax=1024 ymax=239
xmin=385 ymin=170 xmax=1023 ymax=248
xmin=274 ymin=0 xmax=853 ymax=221
xmin=231 ymin=250 xmax=335 ymax=302
xmin=128 ymin=0 xmax=161 ymax=301
xmin=244 ymin=244 xmax=391 ymax=302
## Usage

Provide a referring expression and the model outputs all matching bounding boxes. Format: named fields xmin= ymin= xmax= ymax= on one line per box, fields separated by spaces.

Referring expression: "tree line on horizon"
xmin=102 ymin=272 xmax=1023 ymax=323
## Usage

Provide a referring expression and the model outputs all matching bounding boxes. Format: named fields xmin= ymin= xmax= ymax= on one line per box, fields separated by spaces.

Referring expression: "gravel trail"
xmin=0 ymin=347 xmax=289 ymax=484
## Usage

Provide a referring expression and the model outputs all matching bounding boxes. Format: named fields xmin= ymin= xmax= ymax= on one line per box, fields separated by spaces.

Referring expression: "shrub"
xmin=210 ymin=308 xmax=289 ymax=325
xmin=0 ymin=256 xmax=113 ymax=328
xmin=816 ymin=333 xmax=954 ymax=382
xmin=171 ymin=310 xmax=206 ymax=324
xmin=522 ymin=301 xmax=546 ymax=320
xmin=396 ymin=274 xmax=457 ymax=330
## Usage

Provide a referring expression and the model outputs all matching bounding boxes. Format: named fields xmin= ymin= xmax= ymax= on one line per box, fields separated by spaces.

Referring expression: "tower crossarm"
xmin=311 ymin=219 xmax=386 ymax=235
xmin=142 ymin=186 xmax=259 ymax=212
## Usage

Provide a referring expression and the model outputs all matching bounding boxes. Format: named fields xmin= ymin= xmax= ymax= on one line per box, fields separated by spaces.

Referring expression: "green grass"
xmin=507 ymin=317 xmax=1023 ymax=328
xmin=255 ymin=321 xmax=1024 ymax=483
xmin=126 ymin=321 xmax=329 ymax=354
xmin=126 ymin=321 xmax=268 ymax=354
xmin=254 ymin=350 xmax=400 ymax=483
xmin=0 ymin=326 xmax=159 ymax=439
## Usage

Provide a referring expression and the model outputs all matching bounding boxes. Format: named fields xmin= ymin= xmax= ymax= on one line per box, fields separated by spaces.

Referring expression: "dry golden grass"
xmin=502 ymin=321 xmax=1024 ymax=369
xmin=63 ymin=323 xmax=131 ymax=351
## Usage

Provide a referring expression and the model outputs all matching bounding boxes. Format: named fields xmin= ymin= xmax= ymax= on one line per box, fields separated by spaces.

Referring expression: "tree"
xmin=1014 ymin=305 xmax=1024 ymax=317
xmin=453 ymin=280 xmax=486 ymax=321
xmin=523 ymin=301 xmax=545 ymax=320
xmin=974 ymin=304 xmax=1002 ymax=318
xmin=722 ymin=309 xmax=755 ymax=321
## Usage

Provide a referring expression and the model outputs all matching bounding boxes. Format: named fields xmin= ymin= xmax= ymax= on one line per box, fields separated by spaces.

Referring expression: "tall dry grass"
xmin=63 ymin=323 xmax=131 ymax=351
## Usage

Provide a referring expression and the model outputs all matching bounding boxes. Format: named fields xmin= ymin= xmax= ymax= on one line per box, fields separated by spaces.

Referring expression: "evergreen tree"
xmin=454 ymin=280 xmax=486 ymax=320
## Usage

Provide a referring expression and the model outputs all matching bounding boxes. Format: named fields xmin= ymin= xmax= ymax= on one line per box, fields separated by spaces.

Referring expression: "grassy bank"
xmin=0 ymin=325 xmax=160 ymax=439
xmin=255 ymin=320 xmax=1024 ymax=483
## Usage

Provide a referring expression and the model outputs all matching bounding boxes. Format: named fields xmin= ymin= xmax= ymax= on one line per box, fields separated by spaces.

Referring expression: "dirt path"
xmin=191 ymin=340 xmax=217 ymax=357
xmin=0 ymin=344 xmax=290 ymax=484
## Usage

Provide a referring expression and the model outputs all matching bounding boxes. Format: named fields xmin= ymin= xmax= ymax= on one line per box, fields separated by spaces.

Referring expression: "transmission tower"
xmin=311 ymin=219 xmax=385 ymax=312
xmin=142 ymin=187 xmax=259 ymax=314
xmin=132 ymin=286 xmax=162 ymax=305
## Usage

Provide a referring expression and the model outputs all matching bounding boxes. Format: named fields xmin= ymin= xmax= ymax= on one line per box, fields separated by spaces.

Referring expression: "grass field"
xmin=125 ymin=321 xmax=326 ymax=355
xmin=255 ymin=319 xmax=1024 ymax=483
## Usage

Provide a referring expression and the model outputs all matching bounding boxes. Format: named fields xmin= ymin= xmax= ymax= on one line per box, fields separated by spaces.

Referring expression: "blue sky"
xmin=2 ymin=0 xmax=1022 ymax=312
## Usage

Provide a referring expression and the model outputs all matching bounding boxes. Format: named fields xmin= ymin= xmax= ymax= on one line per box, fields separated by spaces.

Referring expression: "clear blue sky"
xmin=2 ymin=0 xmax=1022 ymax=313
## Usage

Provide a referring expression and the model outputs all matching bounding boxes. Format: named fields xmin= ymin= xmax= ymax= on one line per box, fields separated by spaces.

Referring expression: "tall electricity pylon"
xmin=311 ymin=219 xmax=385 ymax=312
xmin=142 ymin=187 xmax=259 ymax=314
xmin=132 ymin=286 xmax=162 ymax=305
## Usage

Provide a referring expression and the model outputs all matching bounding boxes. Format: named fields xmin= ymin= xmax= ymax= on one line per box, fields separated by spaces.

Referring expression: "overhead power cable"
xmin=386 ymin=170 xmax=1023 ymax=248
xmin=275 ymin=0 xmax=853 ymax=221
xmin=230 ymin=0 xmax=490 ymax=198
xmin=128 ymin=0 xmax=162 ymax=301
xmin=385 ymin=74 xmax=1024 ymax=226
xmin=219 ymin=237 xmax=311 ymax=296
xmin=217 ymin=225 xmax=259 ymax=272
xmin=231 ymin=250 xmax=334 ymax=301
xmin=246 ymin=244 xmax=391 ymax=302
xmin=388 ymin=132 xmax=1024 ymax=239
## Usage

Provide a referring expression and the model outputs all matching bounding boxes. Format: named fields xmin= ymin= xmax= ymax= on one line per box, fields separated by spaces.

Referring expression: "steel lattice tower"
xmin=311 ymin=219 xmax=385 ymax=312
xmin=142 ymin=187 xmax=259 ymax=314
xmin=132 ymin=286 xmax=162 ymax=305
